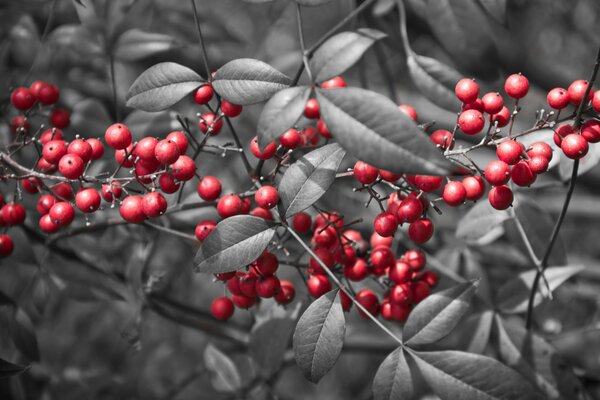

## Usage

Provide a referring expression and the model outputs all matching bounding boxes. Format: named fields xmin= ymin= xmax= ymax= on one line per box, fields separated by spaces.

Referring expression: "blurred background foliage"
xmin=0 ymin=0 xmax=599 ymax=399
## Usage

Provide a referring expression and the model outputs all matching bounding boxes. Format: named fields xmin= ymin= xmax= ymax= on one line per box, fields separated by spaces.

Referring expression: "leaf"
xmin=372 ymin=347 xmax=415 ymax=400
xmin=278 ymin=143 xmax=346 ymax=219
xmin=404 ymin=281 xmax=479 ymax=347
xmin=459 ymin=310 xmax=494 ymax=354
xmin=257 ymin=86 xmax=311 ymax=148
xmin=310 ymin=29 xmax=386 ymax=82
xmin=204 ymin=344 xmax=242 ymax=392
xmin=407 ymin=53 xmax=462 ymax=111
xmin=72 ymin=0 xmax=99 ymax=29
xmin=11 ymin=309 xmax=39 ymax=361
xmin=194 ymin=215 xmax=277 ymax=274
xmin=126 ymin=62 xmax=204 ymax=112
xmin=494 ymin=316 xmax=586 ymax=400
xmin=316 ymin=87 xmax=452 ymax=175
xmin=409 ymin=349 xmax=544 ymax=400
xmin=114 ymin=29 xmax=177 ymax=61
xmin=456 ymin=200 xmax=509 ymax=245
xmin=293 ymin=290 xmax=345 ymax=383
xmin=0 ymin=358 xmax=28 ymax=379
xmin=373 ymin=0 xmax=396 ymax=17
xmin=496 ymin=265 xmax=585 ymax=314
xmin=477 ymin=0 xmax=507 ymax=25
xmin=250 ymin=317 xmax=296 ymax=378
xmin=212 ymin=58 xmax=291 ymax=105
xmin=295 ymin=0 xmax=334 ymax=6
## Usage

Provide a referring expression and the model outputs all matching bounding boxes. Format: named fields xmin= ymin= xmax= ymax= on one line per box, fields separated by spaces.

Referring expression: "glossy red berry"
xmin=462 ymin=176 xmax=485 ymax=201
xmin=356 ymin=289 xmax=380 ymax=318
xmin=217 ymin=194 xmax=242 ymax=218
xmin=379 ymin=170 xmax=401 ymax=182
xmin=488 ymin=185 xmax=513 ymax=210
xmin=280 ymin=128 xmax=303 ymax=149
xmin=51 ymin=182 xmax=73 ymax=200
xmin=75 ymin=188 xmax=101 ymax=213
xmin=316 ymin=119 xmax=331 ymax=139
xmin=37 ymin=83 xmax=59 ymax=105
xmin=255 ymin=275 xmax=281 ymax=298
xmin=504 ymin=74 xmax=529 ymax=99
xmin=307 ymin=275 xmax=331 ymax=298
xmin=10 ymin=87 xmax=35 ymax=110
xmin=413 ymin=175 xmax=443 ymax=192
xmin=309 ymin=247 xmax=335 ymax=274
xmin=430 ymin=129 xmax=454 ymax=150
xmin=159 ymin=174 xmax=180 ymax=193
xmin=58 ymin=154 xmax=85 ymax=179
xmin=404 ymin=249 xmax=426 ymax=270
xmin=511 ymin=161 xmax=536 ymax=187
xmin=10 ymin=116 xmax=30 ymax=134
xmin=496 ymin=140 xmax=524 ymax=165
xmin=292 ymin=212 xmax=311 ymax=233
xmin=388 ymin=260 xmax=411 ymax=284
xmin=320 ymin=76 xmax=347 ymax=89
xmin=561 ymin=134 xmax=589 ymax=159
xmin=396 ymin=197 xmax=423 ymax=224
xmin=490 ymin=106 xmax=510 ymax=127
xmin=304 ymin=99 xmax=320 ymax=119
xmin=527 ymin=142 xmax=553 ymax=161
xmin=458 ymin=110 xmax=485 ymax=135
xmin=275 ymin=280 xmax=295 ymax=305
xmin=581 ymin=120 xmax=600 ymax=144
xmin=399 ymin=104 xmax=418 ymax=121
xmin=197 ymin=176 xmax=222 ymax=201
xmin=442 ymin=181 xmax=466 ymax=206
xmin=142 ymin=192 xmax=168 ymax=218
xmin=463 ymin=98 xmax=484 ymax=112
xmin=484 ymin=160 xmax=510 ymax=186
xmin=170 ymin=155 xmax=196 ymax=181
xmin=554 ymin=124 xmax=575 ymax=146
xmin=408 ymin=219 xmax=434 ymax=244
xmin=166 ymin=131 xmax=189 ymax=154
xmin=481 ymin=92 xmax=504 ymax=114
xmin=250 ymin=136 xmax=277 ymax=160
xmin=194 ymin=84 xmax=214 ymax=104
xmin=211 ymin=297 xmax=234 ymax=320
xmin=390 ymin=283 xmax=413 ymax=305
xmin=343 ymin=258 xmax=369 ymax=281
xmin=255 ymin=186 xmax=279 ymax=209
xmin=2 ymin=203 xmax=26 ymax=225
xmin=153 ymin=139 xmax=179 ymax=165
xmin=221 ymin=100 xmax=242 ymax=117
xmin=231 ymin=294 xmax=256 ymax=309
xmin=119 ymin=196 xmax=146 ymax=223
xmin=195 ymin=220 xmax=216 ymax=241
xmin=49 ymin=202 xmax=74 ymax=226
xmin=455 ymin=78 xmax=479 ymax=104
xmin=593 ymin=91 xmax=600 ymax=112
xmin=21 ymin=177 xmax=41 ymax=194
xmin=528 ymin=156 xmax=549 ymax=174
xmin=198 ymin=112 xmax=223 ymax=135
xmin=101 ymin=182 xmax=123 ymax=202
xmin=412 ymin=281 xmax=431 ymax=303
xmin=253 ymin=251 xmax=279 ymax=275
xmin=370 ymin=246 xmax=395 ymax=273
xmin=105 ymin=124 xmax=132 ymax=150
xmin=374 ymin=212 xmax=398 ymax=237
xmin=67 ymin=139 xmax=93 ymax=163
xmin=50 ymin=108 xmax=70 ymax=128
xmin=37 ymin=195 xmax=56 ymax=214
xmin=353 ymin=161 xmax=379 ymax=185
xmin=547 ymin=88 xmax=571 ymax=109
xmin=0 ymin=235 xmax=14 ymax=257
xmin=39 ymin=214 xmax=59 ymax=233
xmin=42 ymin=140 xmax=68 ymax=164
xmin=568 ymin=80 xmax=594 ymax=105
xmin=133 ymin=137 xmax=158 ymax=161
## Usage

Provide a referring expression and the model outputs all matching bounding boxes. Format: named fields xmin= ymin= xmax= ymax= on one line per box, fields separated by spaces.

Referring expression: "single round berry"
xmin=231 ymin=294 xmax=256 ymax=309
xmin=568 ymin=80 xmax=594 ymax=105
xmin=353 ymin=161 xmax=379 ymax=185
xmin=250 ymin=136 xmax=277 ymax=160
xmin=292 ymin=212 xmax=312 ymax=233
xmin=194 ymin=84 xmax=214 ymax=104
xmin=170 ymin=155 xmax=196 ymax=181
xmin=142 ymin=192 xmax=168 ymax=218
xmin=0 ymin=235 xmax=14 ymax=257
xmin=51 ymin=182 xmax=74 ymax=200
xmin=166 ymin=131 xmax=189 ymax=154
xmin=374 ymin=212 xmax=398 ymax=237
xmin=159 ymin=174 xmax=180 ymax=194
xmin=253 ymin=251 xmax=279 ymax=275
xmin=442 ymin=181 xmax=466 ymax=206
xmin=528 ymin=155 xmax=549 ymax=174
xmin=68 ymin=139 xmax=93 ymax=163
xmin=412 ymin=281 xmax=431 ymax=303
xmin=504 ymin=73 xmax=529 ymax=99
xmin=134 ymin=137 xmax=158 ymax=161
xmin=462 ymin=176 xmax=485 ymax=201
xmin=221 ymin=100 xmax=242 ymax=117
xmin=37 ymin=195 xmax=56 ymax=215
xmin=255 ymin=275 xmax=281 ymax=298
xmin=309 ymin=247 xmax=335 ymax=274
xmin=370 ymin=232 xmax=393 ymax=248
xmin=42 ymin=140 xmax=68 ymax=164
xmin=195 ymin=220 xmax=216 ymax=241
xmin=316 ymin=119 xmax=331 ymax=139
xmin=119 ymin=196 xmax=146 ymax=223
xmin=58 ymin=154 xmax=85 ymax=179
xmin=320 ymin=76 xmax=347 ymax=89
xmin=527 ymin=142 xmax=553 ymax=161
xmin=197 ymin=176 xmax=222 ymax=201
xmin=554 ymin=124 xmax=575 ymax=146
xmin=371 ymin=246 xmax=395 ymax=274
xmin=455 ymin=78 xmax=480 ymax=104
xmin=154 ymin=139 xmax=180 ymax=165
xmin=198 ymin=112 xmax=223 ymax=135
xmin=2 ymin=203 xmax=26 ymax=225
xmin=356 ymin=289 xmax=380 ymax=318
xmin=39 ymin=214 xmax=59 ymax=234
xmin=488 ymin=185 xmax=513 ymax=210
xmin=304 ymin=99 xmax=320 ymax=119
xmin=49 ymin=202 xmax=75 ymax=227
xmin=50 ymin=108 xmax=70 ymax=128
xmin=343 ymin=258 xmax=369 ymax=281
xmin=379 ymin=170 xmax=400 ymax=182
xmin=390 ymin=283 xmax=413 ymax=306
xmin=303 ymin=126 xmax=319 ymax=146
xmin=413 ymin=175 xmax=443 ymax=192
xmin=490 ymin=106 xmax=510 ymax=127
xmin=75 ymin=188 xmax=101 ymax=213
xmin=217 ymin=194 xmax=242 ymax=218
xmin=307 ymin=275 xmax=331 ymax=298
xmin=484 ymin=160 xmax=510 ymax=186
xmin=254 ymin=186 xmax=279 ymax=209
xmin=496 ymin=140 xmax=524 ymax=165
xmin=388 ymin=260 xmax=411 ymax=284
xmin=251 ymin=207 xmax=273 ymax=220
xmin=21 ymin=177 xmax=41 ymax=194
xmin=430 ymin=129 xmax=454 ymax=150
xmin=458 ymin=110 xmax=485 ymax=135
xmin=396 ymin=197 xmax=423 ymax=223
xmin=313 ymin=226 xmax=337 ymax=248
xmin=408 ymin=219 xmax=434 ymax=244
xmin=105 ymin=124 xmax=132 ymax=150
xmin=581 ymin=120 xmax=600 ymax=143
xmin=10 ymin=87 xmax=35 ymax=110
xmin=561 ymin=134 xmax=589 ymax=159
xmin=481 ymin=92 xmax=504 ymax=114
xmin=211 ymin=297 xmax=234 ymax=320
xmin=547 ymin=88 xmax=571 ymax=109
xmin=399 ymin=104 xmax=417 ymax=121
xmin=37 ymin=83 xmax=59 ymax=105
xmin=511 ymin=161 xmax=536 ymax=187
xmin=280 ymin=128 xmax=303 ymax=149
xmin=404 ymin=249 xmax=426 ymax=270
xmin=275 ymin=280 xmax=295 ymax=305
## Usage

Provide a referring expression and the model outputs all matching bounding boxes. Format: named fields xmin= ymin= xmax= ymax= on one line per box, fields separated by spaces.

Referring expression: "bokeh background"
xmin=0 ymin=0 xmax=599 ymax=399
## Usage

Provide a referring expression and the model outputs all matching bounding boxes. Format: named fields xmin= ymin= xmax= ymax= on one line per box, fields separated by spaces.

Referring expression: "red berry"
xmin=221 ymin=100 xmax=242 ymax=117
xmin=412 ymin=281 xmax=431 ymax=303
xmin=404 ymin=249 xmax=426 ymax=270
xmin=309 ymin=247 xmax=335 ymax=274
xmin=251 ymin=206 xmax=273 ymax=220
xmin=142 ymin=192 xmax=168 ymax=218
xmin=370 ymin=232 xmax=392 ymax=249
xmin=388 ymin=260 xmax=411 ymax=284
xmin=39 ymin=214 xmax=59 ymax=233
xmin=313 ymin=226 xmax=337 ymax=248
xmin=67 ymin=139 xmax=93 ymax=163
xmin=2 ymin=203 xmax=26 ymax=225
xmin=240 ymin=198 xmax=251 ymax=214
xmin=250 ymin=136 xmax=277 ymax=160
xmin=511 ymin=161 xmax=536 ymax=187
xmin=211 ymin=297 xmax=234 ymax=320
xmin=458 ymin=110 xmax=485 ymax=135
xmin=253 ymin=251 xmax=279 ymax=275
xmin=101 ymin=182 xmax=123 ymax=202
xmin=481 ymin=92 xmax=504 ymax=114
xmin=58 ymin=154 xmax=85 ymax=179
xmin=303 ymin=126 xmax=319 ymax=146
xmin=42 ymin=140 xmax=68 ymax=164
xmin=488 ymin=185 xmax=513 ymax=210
xmin=339 ymin=290 xmax=353 ymax=311
xmin=462 ymin=176 xmax=485 ymax=201
xmin=320 ymin=76 xmax=347 ymax=89
xmin=528 ymin=156 xmax=549 ymax=174
xmin=217 ymin=194 xmax=242 ymax=218
xmin=490 ymin=106 xmax=510 ymax=127
xmin=421 ymin=271 xmax=439 ymax=287
xmin=504 ymin=74 xmax=529 ymax=99
xmin=390 ymin=283 xmax=413 ymax=305
xmin=374 ymin=212 xmax=398 ymax=237
xmin=353 ymin=161 xmax=379 ymax=185
xmin=527 ymin=142 xmax=553 ymax=161
xmin=408 ymin=219 xmax=434 ymax=244
xmin=396 ymin=197 xmax=423 ymax=223
xmin=292 ymin=212 xmax=312 ymax=233
xmin=561 ymin=134 xmax=589 ymax=159
xmin=304 ymin=99 xmax=320 ymax=119
xmin=37 ymin=83 xmax=59 ymax=105
xmin=343 ymin=258 xmax=368 ymax=281
xmin=154 ymin=139 xmax=179 ymax=165
xmin=195 ymin=220 xmax=216 ymax=241
xmin=379 ymin=170 xmax=401 ymax=182
xmin=194 ymin=84 xmax=214 ymax=104
xmin=51 ymin=182 xmax=73 ymax=200
xmin=10 ymin=87 xmax=35 ymax=110
xmin=484 ymin=160 xmax=510 ymax=186
xmin=37 ymin=195 xmax=56 ymax=214
xmin=0 ymin=235 xmax=14 ymax=256
xmin=316 ymin=119 xmax=331 ymax=139
xmin=50 ymin=108 xmax=70 ymax=128
xmin=356 ymin=289 xmax=380 ymax=318
xmin=370 ymin=246 xmax=395 ymax=273
xmin=430 ymin=129 xmax=454 ymax=150
xmin=280 ymin=128 xmax=303 ymax=149
xmin=275 ymin=280 xmax=295 ymax=305
xmin=413 ymin=175 xmax=443 ymax=192
xmin=134 ymin=137 xmax=158 ymax=161
xmin=231 ymin=294 xmax=256 ymax=309
xmin=75 ymin=188 xmax=101 ymax=213
xmin=159 ymin=174 xmax=180 ymax=193
xmin=496 ymin=140 xmax=524 ymax=165
xmin=21 ymin=177 xmax=41 ymax=194
xmin=547 ymin=88 xmax=571 ymax=109
xmin=105 ymin=124 xmax=132 ymax=150
xmin=568 ymin=80 xmax=594 ymax=105
xmin=197 ymin=176 xmax=222 ymax=201
xmin=198 ymin=112 xmax=223 ymax=135
xmin=166 ymin=131 xmax=189 ymax=154
xmin=29 ymin=81 xmax=46 ymax=99
xmin=455 ymin=78 xmax=479 ymax=104
xmin=381 ymin=300 xmax=411 ymax=321
xmin=581 ymin=120 xmax=600 ymax=144
xmin=10 ymin=116 xmax=30 ymax=134
xmin=593 ymin=91 xmax=600 ymax=112
xmin=255 ymin=186 xmax=279 ymax=209
xmin=49 ymin=202 xmax=75 ymax=227
xmin=170 ymin=155 xmax=196 ymax=181
xmin=463 ymin=98 xmax=484 ymax=112
xmin=442 ymin=181 xmax=466 ymax=206
xmin=119 ymin=196 xmax=146 ymax=223
xmin=255 ymin=275 xmax=281 ymax=298
xmin=554 ymin=124 xmax=575 ymax=146
xmin=399 ymin=104 xmax=417 ymax=121
xmin=307 ymin=275 xmax=331 ymax=298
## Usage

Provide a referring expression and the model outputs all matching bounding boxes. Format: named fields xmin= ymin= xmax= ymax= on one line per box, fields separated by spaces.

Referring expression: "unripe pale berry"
xmin=197 ymin=176 xmax=222 ymax=201
xmin=504 ymin=74 xmax=529 ymax=99
xmin=458 ymin=110 xmax=485 ymax=135
xmin=488 ymin=185 xmax=513 ymax=210
xmin=455 ymin=78 xmax=479 ymax=104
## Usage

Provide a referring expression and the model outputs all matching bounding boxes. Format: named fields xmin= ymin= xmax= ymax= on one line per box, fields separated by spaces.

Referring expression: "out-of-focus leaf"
xmin=295 ymin=0 xmax=334 ymax=6
xmin=404 ymin=281 xmax=479 ymax=347
xmin=250 ymin=316 xmax=296 ymax=378
xmin=213 ymin=58 xmax=291 ymax=105
xmin=278 ymin=143 xmax=346 ymax=219
xmin=496 ymin=265 xmax=586 ymax=314
xmin=550 ymin=328 xmax=600 ymax=377
xmin=204 ymin=344 xmax=242 ymax=392
xmin=114 ymin=29 xmax=178 ymax=61
xmin=123 ymin=110 xmax=175 ymax=139
xmin=494 ymin=316 xmax=586 ymax=400
xmin=372 ymin=347 xmax=415 ymax=400
xmin=293 ymin=290 xmax=345 ymax=383
xmin=477 ymin=0 xmax=507 ymax=25
xmin=409 ymin=349 xmax=544 ymax=400
xmin=456 ymin=201 xmax=509 ymax=245
xmin=310 ymin=29 xmax=386 ymax=82
xmin=0 ymin=358 xmax=28 ymax=378
xmin=407 ymin=53 xmax=462 ymax=111
xmin=316 ymin=87 xmax=453 ymax=175
xmin=194 ymin=216 xmax=277 ymax=274
xmin=11 ymin=309 xmax=39 ymax=361
xmin=47 ymin=24 xmax=103 ymax=56
xmin=373 ymin=0 xmax=395 ymax=17
xmin=71 ymin=98 xmax=112 ymax=137
xmin=257 ymin=86 xmax=311 ymax=148
xmin=558 ymin=144 xmax=600 ymax=181
xmin=72 ymin=0 xmax=100 ymax=30
xmin=126 ymin=62 xmax=204 ymax=112
xmin=459 ymin=310 xmax=494 ymax=354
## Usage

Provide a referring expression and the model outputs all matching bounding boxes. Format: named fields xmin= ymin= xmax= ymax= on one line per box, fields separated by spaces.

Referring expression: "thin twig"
xmin=189 ymin=0 xmax=211 ymax=80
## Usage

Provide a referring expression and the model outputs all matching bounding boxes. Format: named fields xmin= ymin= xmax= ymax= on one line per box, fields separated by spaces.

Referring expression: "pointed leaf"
xmin=204 ymin=344 xmax=242 ymax=392
xmin=496 ymin=265 xmax=586 ymax=314
xmin=0 ymin=358 xmax=28 ymax=379
xmin=316 ymin=87 xmax=452 ymax=175
xmin=250 ymin=316 xmax=297 ymax=378
xmin=407 ymin=53 xmax=462 ymax=111
xmin=404 ymin=281 xmax=479 ymax=347
xmin=494 ymin=316 xmax=586 ymax=400
xmin=459 ymin=310 xmax=494 ymax=354
xmin=257 ymin=86 xmax=311 ymax=148
xmin=194 ymin=215 xmax=277 ymax=274
xmin=477 ymin=0 xmax=507 ymax=25
xmin=279 ymin=143 xmax=346 ymax=218
xmin=115 ymin=29 xmax=177 ymax=61
xmin=410 ymin=350 xmax=543 ymax=400
xmin=293 ymin=290 xmax=345 ymax=383
xmin=213 ymin=58 xmax=291 ymax=105
xmin=372 ymin=347 xmax=415 ymax=400
xmin=310 ymin=29 xmax=386 ymax=82
xmin=456 ymin=200 xmax=509 ymax=245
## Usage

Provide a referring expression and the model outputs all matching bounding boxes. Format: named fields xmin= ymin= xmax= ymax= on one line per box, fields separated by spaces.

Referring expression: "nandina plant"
xmin=0 ymin=0 xmax=598 ymax=399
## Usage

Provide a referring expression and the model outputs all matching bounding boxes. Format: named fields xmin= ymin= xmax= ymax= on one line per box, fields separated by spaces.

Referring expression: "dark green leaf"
xmin=250 ymin=317 xmax=296 ymax=378
xmin=372 ymin=347 xmax=415 ymax=400
xmin=496 ymin=265 xmax=585 ymax=314
xmin=0 ymin=358 xmax=28 ymax=379
xmin=257 ymin=86 xmax=311 ymax=148
xmin=494 ymin=316 xmax=586 ymax=400
xmin=293 ymin=290 xmax=345 ymax=383
xmin=194 ymin=215 xmax=277 ymax=274
xmin=407 ymin=53 xmax=462 ymax=111
xmin=204 ymin=344 xmax=242 ymax=392
xmin=278 ymin=143 xmax=346 ymax=219
xmin=213 ymin=58 xmax=291 ymax=105
xmin=456 ymin=201 xmax=509 ymax=245
xmin=404 ymin=281 xmax=478 ymax=347
xmin=115 ymin=29 xmax=177 ymax=61
xmin=310 ymin=29 xmax=386 ymax=82
xmin=126 ymin=62 xmax=204 ymax=112
xmin=316 ymin=87 xmax=452 ymax=175
xmin=410 ymin=349 xmax=543 ymax=400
